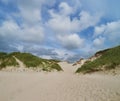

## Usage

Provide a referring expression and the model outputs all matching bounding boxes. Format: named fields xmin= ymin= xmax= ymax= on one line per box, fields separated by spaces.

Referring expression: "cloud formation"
xmin=0 ymin=0 xmax=120 ymax=62
xmin=93 ymin=36 xmax=105 ymax=47
xmin=57 ymin=33 xmax=84 ymax=49
xmin=0 ymin=20 xmax=45 ymax=43
xmin=94 ymin=20 xmax=120 ymax=46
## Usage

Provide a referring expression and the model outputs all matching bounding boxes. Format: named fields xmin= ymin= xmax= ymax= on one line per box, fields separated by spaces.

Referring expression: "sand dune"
xmin=0 ymin=62 xmax=120 ymax=101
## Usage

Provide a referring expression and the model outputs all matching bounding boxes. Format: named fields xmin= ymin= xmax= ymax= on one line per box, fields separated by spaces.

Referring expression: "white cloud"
xmin=79 ymin=11 xmax=101 ymax=31
xmin=0 ymin=20 xmax=19 ymax=37
xmin=57 ymin=33 xmax=84 ymax=49
xmin=94 ymin=20 xmax=120 ymax=42
xmin=53 ymin=48 xmax=77 ymax=61
xmin=21 ymin=26 xmax=44 ymax=43
xmin=53 ymin=49 xmax=68 ymax=59
xmin=41 ymin=55 xmax=52 ymax=59
xmin=47 ymin=11 xmax=80 ymax=33
xmin=94 ymin=25 xmax=106 ymax=36
xmin=0 ymin=20 xmax=45 ymax=43
xmin=0 ymin=0 xmax=47 ymax=44
xmin=59 ymin=2 xmax=73 ymax=15
xmin=17 ymin=0 xmax=43 ymax=25
xmin=93 ymin=36 xmax=105 ymax=47
xmin=17 ymin=0 xmax=56 ymax=25
xmin=47 ymin=3 xmax=101 ymax=50
xmin=47 ymin=4 xmax=101 ymax=34
xmin=1 ymin=0 xmax=112 ymax=61
xmin=19 ymin=8 xmax=41 ymax=25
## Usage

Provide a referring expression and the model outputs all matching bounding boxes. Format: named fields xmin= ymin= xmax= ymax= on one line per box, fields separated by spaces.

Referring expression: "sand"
xmin=0 ymin=62 xmax=120 ymax=101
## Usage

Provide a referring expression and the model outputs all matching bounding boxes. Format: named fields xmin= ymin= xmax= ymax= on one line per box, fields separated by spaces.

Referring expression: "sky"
xmin=0 ymin=0 xmax=120 ymax=62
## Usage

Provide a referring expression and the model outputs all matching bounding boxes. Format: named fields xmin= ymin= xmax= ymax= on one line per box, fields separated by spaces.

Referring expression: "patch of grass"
xmin=0 ymin=52 xmax=7 ymax=57
xmin=0 ymin=52 xmax=62 ymax=71
xmin=76 ymin=46 xmax=120 ymax=73
xmin=0 ymin=53 xmax=18 ymax=69
xmin=11 ymin=52 xmax=43 ymax=67
xmin=50 ymin=63 xmax=63 ymax=71
xmin=11 ymin=52 xmax=62 ymax=71
xmin=104 ymin=62 xmax=117 ymax=70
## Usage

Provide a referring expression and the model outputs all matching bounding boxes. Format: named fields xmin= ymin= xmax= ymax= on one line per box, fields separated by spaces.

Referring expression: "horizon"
xmin=0 ymin=44 xmax=120 ymax=63
xmin=0 ymin=0 xmax=120 ymax=62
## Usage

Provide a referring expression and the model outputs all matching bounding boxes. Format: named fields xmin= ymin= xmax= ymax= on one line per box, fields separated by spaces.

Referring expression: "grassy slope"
xmin=0 ymin=52 xmax=18 ymax=69
xmin=12 ymin=52 xmax=62 ymax=71
xmin=76 ymin=46 xmax=120 ymax=73
xmin=0 ymin=52 xmax=62 ymax=71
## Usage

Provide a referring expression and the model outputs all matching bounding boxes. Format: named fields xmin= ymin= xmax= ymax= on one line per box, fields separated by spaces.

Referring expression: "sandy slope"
xmin=13 ymin=56 xmax=25 ymax=68
xmin=0 ymin=62 xmax=120 ymax=101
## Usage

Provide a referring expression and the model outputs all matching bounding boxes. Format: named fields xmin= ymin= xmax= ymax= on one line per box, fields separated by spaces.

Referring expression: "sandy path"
xmin=0 ymin=62 xmax=120 ymax=101
xmin=13 ymin=56 xmax=25 ymax=68
xmin=58 ymin=62 xmax=79 ymax=73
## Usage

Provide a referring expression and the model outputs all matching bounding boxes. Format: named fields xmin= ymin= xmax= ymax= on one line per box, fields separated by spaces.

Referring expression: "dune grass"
xmin=50 ymin=63 xmax=62 ymax=71
xmin=11 ymin=52 xmax=43 ymax=67
xmin=0 ymin=53 xmax=18 ymax=69
xmin=10 ymin=52 xmax=62 ymax=71
xmin=76 ymin=46 xmax=120 ymax=73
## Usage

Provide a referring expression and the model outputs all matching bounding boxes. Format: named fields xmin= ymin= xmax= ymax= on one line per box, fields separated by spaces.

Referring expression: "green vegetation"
xmin=0 ymin=52 xmax=7 ymax=58
xmin=48 ymin=59 xmax=61 ymax=63
xmin=76 ymin=46 xmax=120 ymax=73
xmin=11 ymin=52 xmax=44 ymax=67
xmin=50 ymin=63 xmax=62 ymax=71
xmin=0 ymin=52 xmax=62 ymax=71
xmin=0 ymin=52 xmax=18 ymax=69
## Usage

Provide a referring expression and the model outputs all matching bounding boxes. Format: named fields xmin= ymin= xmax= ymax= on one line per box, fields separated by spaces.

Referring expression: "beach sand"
xmin=0 ymin=62 xmax=120 ymax=101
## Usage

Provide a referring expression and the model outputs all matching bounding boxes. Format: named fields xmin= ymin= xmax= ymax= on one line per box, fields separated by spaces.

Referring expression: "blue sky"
xmin=0 ymin=0 xmax=120 ymax=62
